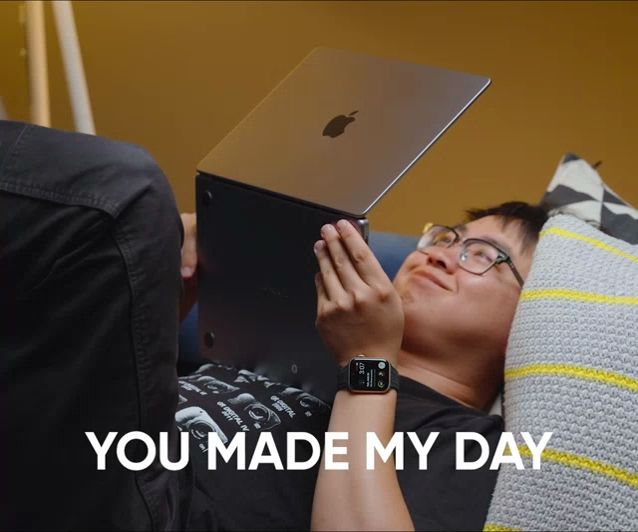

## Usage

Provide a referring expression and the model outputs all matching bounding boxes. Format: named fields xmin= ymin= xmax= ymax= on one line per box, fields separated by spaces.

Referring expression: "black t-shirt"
xmin=178 ymin=362 xmax=503 ymax=531
xmin=394 ymin=377 xmax=503 ymax=531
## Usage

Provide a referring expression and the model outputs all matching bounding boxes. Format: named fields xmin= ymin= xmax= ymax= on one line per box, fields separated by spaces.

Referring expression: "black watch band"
xmin=337 ymin=356 xmax=399 ymax=393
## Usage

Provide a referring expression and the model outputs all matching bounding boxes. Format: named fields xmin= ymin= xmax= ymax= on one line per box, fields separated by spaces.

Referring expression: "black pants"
xmin=0 ymin=121 xmax=191 ymax=530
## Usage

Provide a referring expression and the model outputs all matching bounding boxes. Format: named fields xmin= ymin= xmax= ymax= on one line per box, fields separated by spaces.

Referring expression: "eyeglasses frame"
xmin=417 ymin=224 xmax=525 ymax=288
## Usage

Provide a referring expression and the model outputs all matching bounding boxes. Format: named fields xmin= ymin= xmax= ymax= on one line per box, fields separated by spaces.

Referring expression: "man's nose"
xmin=422 ymin=244 xmax=459 ymax=273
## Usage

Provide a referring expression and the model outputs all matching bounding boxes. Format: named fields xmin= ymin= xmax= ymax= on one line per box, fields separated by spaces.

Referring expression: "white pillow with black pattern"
xmin=540 ymin=153 xmax=638 ymax=244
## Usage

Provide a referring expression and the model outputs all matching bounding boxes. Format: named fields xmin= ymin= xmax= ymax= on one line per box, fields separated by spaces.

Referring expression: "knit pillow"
xmin=484 ymin=214 xmax=638 ymax=531
xmin=540 ymin=153 xmax=638 ymax=244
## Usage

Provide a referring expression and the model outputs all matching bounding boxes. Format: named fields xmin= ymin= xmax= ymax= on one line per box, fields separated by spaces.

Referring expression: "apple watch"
xmin=337 ymin=356 xmax=399 ymax=393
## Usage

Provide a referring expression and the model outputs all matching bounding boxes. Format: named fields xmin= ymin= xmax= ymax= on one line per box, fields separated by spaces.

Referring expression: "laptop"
xmin=196 ymin=47 xmax=490 ymax=401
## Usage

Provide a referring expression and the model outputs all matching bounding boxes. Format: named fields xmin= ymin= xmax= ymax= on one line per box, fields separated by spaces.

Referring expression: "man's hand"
xmin=179 ymin=212 xmax=197 ymax=321
xmin=314 ymin=219 xmax=404 ymax=367
xmin=311 ymin=220 xmax=414 ymax=531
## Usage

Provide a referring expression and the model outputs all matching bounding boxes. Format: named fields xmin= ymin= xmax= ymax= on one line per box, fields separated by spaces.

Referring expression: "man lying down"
xmin=177 ymin=201 xmax=547 ymax=531
xmin=2 ymin=122 xmax=547 ymax=531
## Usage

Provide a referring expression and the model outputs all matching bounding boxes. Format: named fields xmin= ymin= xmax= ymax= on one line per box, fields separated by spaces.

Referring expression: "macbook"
xmin=196 ymin=47 xmax=490 ymax=401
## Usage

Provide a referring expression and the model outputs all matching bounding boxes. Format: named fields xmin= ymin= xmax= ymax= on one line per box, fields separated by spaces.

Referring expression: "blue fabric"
xmin=368 ymin=230 xmax=419 ymax=280
xmin=178 ymin=230 xmax=418 ymax=364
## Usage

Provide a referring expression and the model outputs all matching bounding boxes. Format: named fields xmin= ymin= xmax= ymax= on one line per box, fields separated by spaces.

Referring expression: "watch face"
xmin=349 ymin=358 xmax=390 ymax=392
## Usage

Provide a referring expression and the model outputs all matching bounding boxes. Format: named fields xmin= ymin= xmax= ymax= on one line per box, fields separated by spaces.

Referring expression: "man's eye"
xmin=433 ymin=233 xmax=455 ymax=246
xmin=475 ymin=251 xmax=492 ymax=263
xmin=469 ymin=246 xmax=496 ymax=264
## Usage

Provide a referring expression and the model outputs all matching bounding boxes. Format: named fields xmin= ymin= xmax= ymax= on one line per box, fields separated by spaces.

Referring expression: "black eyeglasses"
xmin=416 ymin=224 xmax=525 ymax=288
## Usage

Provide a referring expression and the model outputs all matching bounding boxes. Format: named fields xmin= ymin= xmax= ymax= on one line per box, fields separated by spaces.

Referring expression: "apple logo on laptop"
xmin=323 ymin=111 xmax=358 ymax=138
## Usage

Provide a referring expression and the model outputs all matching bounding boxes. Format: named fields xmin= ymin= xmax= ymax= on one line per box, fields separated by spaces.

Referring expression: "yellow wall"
xmin=1 ymin=1 xmax=637 ymax=232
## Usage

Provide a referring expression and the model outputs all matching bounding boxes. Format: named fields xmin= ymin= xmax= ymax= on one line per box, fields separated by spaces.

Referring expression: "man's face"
xmin=392 ymin=216 xmax=535 ymax=359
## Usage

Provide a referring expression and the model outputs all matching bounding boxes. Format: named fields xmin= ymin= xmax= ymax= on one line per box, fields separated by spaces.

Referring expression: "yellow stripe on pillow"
xmin=505 ymin=363 xmax=638 ymax=393
xmin=518 ymin=447 xmax=638 ymax=490
xmin=484 ymin=523 xmax=520 ymax=532
xmin=521 ymin=289 xmax=638 ymax=306
xmin=540 ymin=227 xmax=638 ymax=264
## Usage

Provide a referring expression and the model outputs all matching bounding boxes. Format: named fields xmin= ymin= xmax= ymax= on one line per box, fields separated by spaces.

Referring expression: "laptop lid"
xmin=197 ymin=47 xmax=490 ymax=215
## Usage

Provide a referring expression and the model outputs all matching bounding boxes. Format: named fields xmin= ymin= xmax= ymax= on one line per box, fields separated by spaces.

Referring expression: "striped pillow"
xmin=484 ymin=214 xmax=638 ymax=531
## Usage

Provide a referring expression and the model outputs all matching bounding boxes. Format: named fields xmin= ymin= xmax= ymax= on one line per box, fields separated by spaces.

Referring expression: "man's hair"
xmin=465 ymin=201 xmax=549 ymax=252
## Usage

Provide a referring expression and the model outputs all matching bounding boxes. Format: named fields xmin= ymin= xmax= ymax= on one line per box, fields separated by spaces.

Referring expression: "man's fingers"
xmin=180 ymin=213 xmax=197 ymax=278
xmin=335 ymin=219 xmax=387 ymax=285
xmin=314 ymin=239 xmax=345 ymax=301
xmin=320 ymin=223 xmax=367 ymax=292
xmin=314 ymin=272 xmax=326 ymax=310
xmin=181 ymin=242 xmax=197 ymax=277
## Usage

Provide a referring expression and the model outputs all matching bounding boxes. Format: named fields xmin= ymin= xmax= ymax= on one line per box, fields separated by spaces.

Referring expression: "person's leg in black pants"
xmin=0 ymin=121 xmax=192 ymax=530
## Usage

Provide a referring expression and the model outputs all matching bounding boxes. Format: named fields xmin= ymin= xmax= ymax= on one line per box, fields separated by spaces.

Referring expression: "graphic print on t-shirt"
xmin=175 ymin=405 xmax=229 ymax=450
xmin=180 ymin=371 xmax=240 ymax=395
xmin=175 ymin=362 xmax=330 ymax=452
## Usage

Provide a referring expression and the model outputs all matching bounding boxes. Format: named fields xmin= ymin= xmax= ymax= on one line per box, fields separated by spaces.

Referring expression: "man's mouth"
xmin=410 ymin=269 xmax=451 ymax=291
